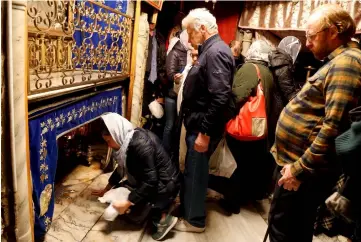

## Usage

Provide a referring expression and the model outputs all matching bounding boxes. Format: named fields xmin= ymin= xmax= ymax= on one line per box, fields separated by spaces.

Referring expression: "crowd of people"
xmin=92 ymin=5 xmax=361 ymax=242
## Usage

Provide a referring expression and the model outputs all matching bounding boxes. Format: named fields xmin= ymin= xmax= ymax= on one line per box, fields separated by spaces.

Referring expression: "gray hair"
xmin=182 ymin=8 xmax=218 ymax=34
xmin=310 ymin=4 xmax=356 ymax=41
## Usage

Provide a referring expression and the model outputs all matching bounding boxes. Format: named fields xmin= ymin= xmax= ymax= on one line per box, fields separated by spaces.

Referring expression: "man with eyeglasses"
xmin=267 ymin=4 xmax=361 ymax=242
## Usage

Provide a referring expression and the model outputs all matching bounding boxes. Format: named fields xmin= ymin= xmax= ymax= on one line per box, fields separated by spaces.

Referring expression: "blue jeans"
xmin=181 ymin=132 xmax=220 ymax=228
xmin=162 ymin=97 xmax=177 ymax=152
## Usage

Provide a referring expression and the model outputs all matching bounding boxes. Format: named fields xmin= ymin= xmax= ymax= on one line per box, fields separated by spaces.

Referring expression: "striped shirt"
xmin=271 ymin=42 xmax=361 ymax=177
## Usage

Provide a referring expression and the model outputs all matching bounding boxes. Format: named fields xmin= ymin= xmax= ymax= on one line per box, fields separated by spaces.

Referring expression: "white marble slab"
xmin=84 ymin=216 xmax=144 ymax=242
xmin=82 ymin=229 xmax=144 ymax=242
xmin=44 ymin=215 xmax=90 ymax=242
xmin=45 ymin=171 xmax=111 ymax=242
xmin=61 ymin=162 xmax=103 ymax=186
xmin=53 ymin=162 xmax=106 ymax=219
xmin=53 ymin=182 xmax=91 ymax=220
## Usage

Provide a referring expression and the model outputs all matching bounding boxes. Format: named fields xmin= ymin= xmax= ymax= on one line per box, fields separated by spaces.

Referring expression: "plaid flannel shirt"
xmin=271 ymin=41 xmax=361 ymax=177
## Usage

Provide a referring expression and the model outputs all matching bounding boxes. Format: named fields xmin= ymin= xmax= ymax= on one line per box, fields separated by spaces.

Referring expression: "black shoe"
xmin=219 ymin=199 xmax=241 ymax=214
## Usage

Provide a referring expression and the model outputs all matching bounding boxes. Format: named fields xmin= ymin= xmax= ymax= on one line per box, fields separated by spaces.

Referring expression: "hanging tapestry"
xmin=29 ymin=87 xmax=122 ymax=238
xmin=238 ymin=0 xmax=361 ymax=33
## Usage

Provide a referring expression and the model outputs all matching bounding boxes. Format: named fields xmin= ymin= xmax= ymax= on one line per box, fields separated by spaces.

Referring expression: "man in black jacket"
xmin=142 ymin=20 xmax=167 ymax=138
xmin=174 ymin=8 xmax=234 ymax=233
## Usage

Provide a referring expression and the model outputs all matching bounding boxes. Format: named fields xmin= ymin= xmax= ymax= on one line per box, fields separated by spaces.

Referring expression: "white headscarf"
xmin=167 ymin=30 xmax=191 ymax=61
xmin=179 ymin=30 xmax=189 ymax=49
xmin=167 ymin=37 xmax=180 ymax=55
xmin=278 ymin=36 xmax=301 ymax=64
xmin=246 ymin=40 xmax=272 ymax=64
xmin=101 ymin=113 xmax=135 ymax=170
xmin=179 ymin=30 xmax=193 ymax=65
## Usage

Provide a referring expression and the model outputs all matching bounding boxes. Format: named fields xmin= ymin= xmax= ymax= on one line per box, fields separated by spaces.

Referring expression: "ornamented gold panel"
xmin=27 ymin=0 xmax=132 ymax=95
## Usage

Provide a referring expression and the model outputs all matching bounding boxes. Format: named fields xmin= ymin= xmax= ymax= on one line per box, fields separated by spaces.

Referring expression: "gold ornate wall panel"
xmin=27 ymin=0 xmax=132 ymax=95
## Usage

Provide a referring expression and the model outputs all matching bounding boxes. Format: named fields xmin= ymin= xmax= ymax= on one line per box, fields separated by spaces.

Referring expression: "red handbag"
xmin=226 ymin=63 xmax=267 ymax=141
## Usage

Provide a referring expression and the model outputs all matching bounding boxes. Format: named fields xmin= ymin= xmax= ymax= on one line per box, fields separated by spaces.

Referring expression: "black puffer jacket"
xmin=269 ymin=48 xmax=299 ymax=105
xmin=108 ymin=128 xmax=180 ymax=204
xmin=166 ymin=40 xmax=188 ymax=98
xmin=268 ymin=48 xmax=299 ymax=145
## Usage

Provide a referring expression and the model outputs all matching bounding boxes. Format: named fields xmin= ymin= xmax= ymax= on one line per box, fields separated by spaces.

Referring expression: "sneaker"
xmin=173 ymin=219 xmax=205 ymax=233
xmin=152 ymin=215 xmax=178 ymax=241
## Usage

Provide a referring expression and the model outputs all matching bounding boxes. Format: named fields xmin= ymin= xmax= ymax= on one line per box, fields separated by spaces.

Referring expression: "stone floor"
xmin=44 ymin=162 xmax=348 ymax=242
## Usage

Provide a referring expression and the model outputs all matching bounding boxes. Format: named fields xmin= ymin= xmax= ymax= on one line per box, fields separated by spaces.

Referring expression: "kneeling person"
xmin=92 ymin=113 xmax=180 ymax=241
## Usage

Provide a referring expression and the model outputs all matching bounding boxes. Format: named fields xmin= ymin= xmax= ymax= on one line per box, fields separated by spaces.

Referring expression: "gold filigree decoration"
xmin=44 ymin=216 xmax=52 ymax=231
xmin=27 ymin=1 xmax=132 ymax=94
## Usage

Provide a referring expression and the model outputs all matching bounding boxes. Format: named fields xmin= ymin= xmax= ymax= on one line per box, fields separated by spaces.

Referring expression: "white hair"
xmin=182 ymin=8 xmax=218 ymax=34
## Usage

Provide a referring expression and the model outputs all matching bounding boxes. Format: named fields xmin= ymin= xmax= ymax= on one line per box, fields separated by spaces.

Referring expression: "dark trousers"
xmin=181 ymin=132 xmax=220 ymax=228
xmin=119 ymin=181 xmax=179 ymax=225
xmin=208 ymin=136 xmax=274 ymax=207
xmin=142 ymin=73 xmax=154 ymax=117
xmin=268 ymin=166 xmax=338 ymax=242
xmin=162 ymin=97 xmax=177 ymax=152
xmin=151 ymin=191 xmax=178 ymax=224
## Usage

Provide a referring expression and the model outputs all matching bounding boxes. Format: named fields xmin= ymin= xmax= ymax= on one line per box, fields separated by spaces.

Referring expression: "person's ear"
xmin=200 ymin=25 xmax=206 ymax=34
xmin=329 ymin=25 xmax=339 ymax=40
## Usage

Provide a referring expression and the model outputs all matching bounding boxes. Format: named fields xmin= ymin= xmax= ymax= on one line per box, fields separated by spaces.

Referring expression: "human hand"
xmin=112 ymin=200 xmax=133 ymax=215
xmin=194 ymin=132 xmax=210 ymax=153
xmin=156 ymin=98 xmax=164 ymax=104
xmin=91 ymin=189 xmax=107 ymax=197
xmin=91 ymin=184 xmax=112 ymax=197
xmin=278 ymin=164 xmax=301 ymax=191
xmin=174 ymin=73 xmax=183 ymax=84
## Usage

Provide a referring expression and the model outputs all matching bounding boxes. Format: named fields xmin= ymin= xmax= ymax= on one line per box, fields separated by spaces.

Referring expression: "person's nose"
xmin=306 ymin=39 xmax=312 ymax=49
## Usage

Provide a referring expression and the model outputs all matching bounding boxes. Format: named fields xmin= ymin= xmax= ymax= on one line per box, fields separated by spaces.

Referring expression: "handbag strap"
xmin=250 ymin=63 xmax=262 ymax=81
xmin=250 ymin=63 xmax=264 ymax=93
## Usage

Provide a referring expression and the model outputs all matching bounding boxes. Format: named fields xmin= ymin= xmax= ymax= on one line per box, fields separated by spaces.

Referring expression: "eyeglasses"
xmin=305 ymin=27 xmax=329 ymax=41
